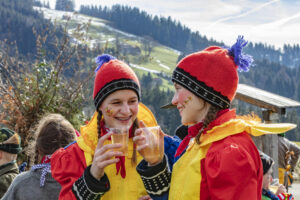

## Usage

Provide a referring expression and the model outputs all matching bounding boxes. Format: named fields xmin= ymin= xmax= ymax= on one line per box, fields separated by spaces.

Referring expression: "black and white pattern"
xmin=172 ymin=67 xmax=230 ymax=109
xmin=94 ymin=79 xmax=141 ymax=109
xmin=72 ymin=166 xmax=110 ymax=200
xmin=137 ymin=155 xmax=171 ymax=196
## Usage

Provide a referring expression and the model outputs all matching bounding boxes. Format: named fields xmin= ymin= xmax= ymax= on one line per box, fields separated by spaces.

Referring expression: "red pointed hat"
xmin=172 ymin=36 xmax=253 ymax=109
xmin=93 ymin=54 xmax=141 ymax=109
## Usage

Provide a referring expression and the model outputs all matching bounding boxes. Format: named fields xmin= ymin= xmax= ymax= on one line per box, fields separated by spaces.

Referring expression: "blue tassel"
xmin=95 ymin=54 xmax=116 ymax=72
xmin=225 ymin=36 xmax=253 ymax=72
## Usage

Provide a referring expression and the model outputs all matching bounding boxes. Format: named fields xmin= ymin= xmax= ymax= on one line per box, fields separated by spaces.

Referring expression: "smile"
xmin=115 ymin=116 xmax=132 ymax=121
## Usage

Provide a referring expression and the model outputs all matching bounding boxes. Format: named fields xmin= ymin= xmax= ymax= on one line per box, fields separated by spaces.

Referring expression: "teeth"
xmin=116 ymin=117 xmax=131 ymax=121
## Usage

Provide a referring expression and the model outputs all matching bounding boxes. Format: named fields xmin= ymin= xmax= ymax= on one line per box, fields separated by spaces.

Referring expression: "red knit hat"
xmin=172 ymin=36 xmax=253 ymax=109
xmin=93 ymin=54 xmax=141 ymax=109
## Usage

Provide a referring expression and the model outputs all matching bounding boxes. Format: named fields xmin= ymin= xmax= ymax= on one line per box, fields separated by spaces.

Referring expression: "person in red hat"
xmin=134 ymin=36 xmax=275 ymax=200
xmin=50 ymin=55 xmax=180 ymax=200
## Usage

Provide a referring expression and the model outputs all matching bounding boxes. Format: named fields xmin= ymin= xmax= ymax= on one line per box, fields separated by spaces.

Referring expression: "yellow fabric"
xmin=199 ymin=119 xmax=296 ymax=147
xmin=170 ymin=119 xmax=296 ymax=200
xmin=169 ymin=139 xmax=211 ymax=200
xmin=77 ymin=103 xmax=157 ymax=200
xmin=278 ymin=167 xmax=292 ymax=186
xmin=101 ymin=139 xmax=147 ymax=199
xmin=279 ymin=167 xmax=285 ymax=184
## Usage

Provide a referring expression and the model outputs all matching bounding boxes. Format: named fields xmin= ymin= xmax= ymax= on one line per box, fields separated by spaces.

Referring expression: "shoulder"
xmin=4 ymin=171 xmax=31 ymax=189
xmin=52 ymin=141 xmax=84 ymax=165
xmin=205 ymin=132 xmax=261 ymax=170
xmin=51 ymin=142 xmax=86 ymax=182
xmin=208 ymin=131 xmax=256 ymax=153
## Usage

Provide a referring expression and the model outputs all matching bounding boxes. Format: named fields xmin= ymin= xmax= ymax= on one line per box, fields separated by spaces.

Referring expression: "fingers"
xmin=133 ymin=134 xmax=147 ymax=146
xmin=137 ymin=144 xmax=148 ymax=152
xmin=95 ymin=143 xmax=122 ymax=155
xmin=138 ymin=195 xmax=152 ymax=200
xmin=96 ymin=132 xmax=114 ymax=149
xmin=93 ymin=158 xmax=120 ymax=169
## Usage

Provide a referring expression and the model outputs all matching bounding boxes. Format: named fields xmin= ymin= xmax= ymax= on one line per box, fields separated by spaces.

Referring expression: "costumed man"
xmin=0 ymin=128 xmax=22 ymax=198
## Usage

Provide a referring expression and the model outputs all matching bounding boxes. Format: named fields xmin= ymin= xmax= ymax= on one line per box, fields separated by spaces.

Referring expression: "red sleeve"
xmin=51 ymin=143 xmax=87 ymax=200
xmin=204 ymin=137 xmax=262 ymax=200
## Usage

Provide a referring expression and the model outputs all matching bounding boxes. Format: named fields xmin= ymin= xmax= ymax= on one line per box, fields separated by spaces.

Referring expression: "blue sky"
xmin=47 ymin=0 xmax=300 ymax=49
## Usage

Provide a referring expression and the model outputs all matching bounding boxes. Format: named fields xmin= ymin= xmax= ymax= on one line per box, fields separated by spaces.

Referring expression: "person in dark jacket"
xmin=0 ymin=127 xmax=21 ymax=198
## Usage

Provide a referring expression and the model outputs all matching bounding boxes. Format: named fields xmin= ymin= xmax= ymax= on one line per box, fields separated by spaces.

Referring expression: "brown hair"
xmin=195 ymin=105 xmax=220 ymax=144
xmin=97 ymin=111 xmax=138 ymax=165
xmin=33 ymin=113 xmax=76 ymax=163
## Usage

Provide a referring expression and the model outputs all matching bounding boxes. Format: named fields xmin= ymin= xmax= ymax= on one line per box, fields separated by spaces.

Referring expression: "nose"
xmin=172 ymin=92 xmax=178 ymax=106
xmin=120 ymin=103 xmax=131 ymax=114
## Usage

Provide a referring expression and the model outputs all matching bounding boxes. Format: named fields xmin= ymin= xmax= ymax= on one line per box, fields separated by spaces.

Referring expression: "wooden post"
xmin=262 ymin=109 xmax=279 ymax=178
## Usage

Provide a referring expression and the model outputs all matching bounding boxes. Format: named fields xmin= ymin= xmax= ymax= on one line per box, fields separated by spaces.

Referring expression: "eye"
xmin=111 ymin=101 xmax=121 ymax=105
xmin=129 ymin=99 xmax=137 ymax=104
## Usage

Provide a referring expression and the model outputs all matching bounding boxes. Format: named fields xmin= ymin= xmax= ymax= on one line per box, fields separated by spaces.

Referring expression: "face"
xmin=172 ymin=83 xmax=210 ymax=125
xmin=262 ymin=168 xmax=272 ymax=190
xmin=99 ymin=90 xmax=139 ymax=128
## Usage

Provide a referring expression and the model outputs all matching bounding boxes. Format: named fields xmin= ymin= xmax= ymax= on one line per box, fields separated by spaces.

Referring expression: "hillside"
xmin=36 ymin=7 xmax=179 ymax=90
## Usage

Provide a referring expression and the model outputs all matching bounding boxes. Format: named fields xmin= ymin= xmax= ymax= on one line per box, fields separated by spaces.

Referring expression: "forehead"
xmin=105 ymin=89 xmax=138 ymax=101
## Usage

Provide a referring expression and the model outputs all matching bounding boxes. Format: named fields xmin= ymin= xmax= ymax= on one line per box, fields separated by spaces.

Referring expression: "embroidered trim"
xmin=139 ymin=158 xmax=171 ymax=196
xmin=94 ymin=79 xmax=141 ymax=109
xmin=172 ymin=68 xmax=230 ymax=109
xmin=72 ymin=176 xmax=104 ymax=200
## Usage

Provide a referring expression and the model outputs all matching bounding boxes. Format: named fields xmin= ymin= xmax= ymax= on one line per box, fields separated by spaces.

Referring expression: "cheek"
xmin=105 ymin=106 xmax=115 ymax=117
xmin=177 ymin=91 xmax=190 ymax=106
xmin=130 ymin=104 xmax=139 ymax=116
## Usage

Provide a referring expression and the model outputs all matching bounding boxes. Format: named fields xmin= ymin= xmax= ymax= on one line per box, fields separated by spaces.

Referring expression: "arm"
xmin=51 ymin=146 xmax=110 ymax=200
xmin=0 ymin=172 xmax=18 ymax=198
xmin=1 ymin=174 xmax=19 ymax=200
xmin=163 ymin=135 xmax=181 ymax=171
xmin=204 ymin=144 xmax=261 ymax=200
xmin=52 ymin=133 xmax=122 ymax=200
xmin=136 ymin=155 xmax=171 ymax=200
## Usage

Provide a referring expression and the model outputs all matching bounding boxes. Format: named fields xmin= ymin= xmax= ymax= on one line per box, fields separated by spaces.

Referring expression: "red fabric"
xmin=197 ymin=109 xmax=262 ymax=199
xmin=174 ymin=122 xmax=203 ymax=157
xmin=41 ymin=155 xmax=51 ymax=164
xmin=173 ymin=109 xmax=263 ymax=199
xmin=93 ymin=60 xmax=140 ymax=99
xmin=177 ymin=46 xmax=238 ymax=101
xmin=100 ymin=120 xmax=134 ymax=179
xmin=174 ymin=109 xmax=233 ymax=157
xmin=51 ymin=143 xmax=87 ymax=200
xmin=200 ymin=132 xmax=263 ymax=200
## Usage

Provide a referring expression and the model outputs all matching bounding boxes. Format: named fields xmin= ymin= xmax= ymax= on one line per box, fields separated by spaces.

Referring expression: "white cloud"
xmin=47 ymin=0 xmax=300 ymax=48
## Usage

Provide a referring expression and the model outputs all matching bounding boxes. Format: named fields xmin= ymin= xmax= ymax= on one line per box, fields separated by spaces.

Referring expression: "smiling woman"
xmin=50 ymin=54 xmax=180 ymax=200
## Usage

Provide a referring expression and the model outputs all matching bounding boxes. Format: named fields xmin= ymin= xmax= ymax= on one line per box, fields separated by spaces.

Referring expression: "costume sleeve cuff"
xmin=72 ymin=165 xmax=110 ymax=200
xmin=136 ymin=155 xmax=171 ymax=196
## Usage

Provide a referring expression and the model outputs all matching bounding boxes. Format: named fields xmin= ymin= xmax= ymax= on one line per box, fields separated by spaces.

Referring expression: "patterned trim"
xmin=140 ymin=164 xmax=171 ymax=195
xmin=72 ymin=166 xmax=110 ymax=200
xmin=137 ymin=155 xmax=171 ymax=196
xmin=72 ymin=176 xmax=104 ymax=200
xmin=172 ymin=67 xmax=230 ymax=109
xmin=94 ymin=79 xmax=141 ymax=109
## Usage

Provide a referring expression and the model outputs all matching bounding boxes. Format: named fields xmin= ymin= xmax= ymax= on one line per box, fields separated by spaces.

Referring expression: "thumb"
xmin=139 ymin=120 xmax=147 ymax=128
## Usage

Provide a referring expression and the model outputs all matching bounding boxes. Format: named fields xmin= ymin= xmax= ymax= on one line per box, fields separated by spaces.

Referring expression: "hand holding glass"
xmin=109 ymin=127 xmax=129 ymax=156
xmin=136 ymin=126 xmax=164 ymax=164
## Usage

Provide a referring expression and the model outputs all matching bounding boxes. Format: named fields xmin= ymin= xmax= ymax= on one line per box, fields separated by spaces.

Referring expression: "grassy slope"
xmin=39 ymin=7 xmax=178 ymax=91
